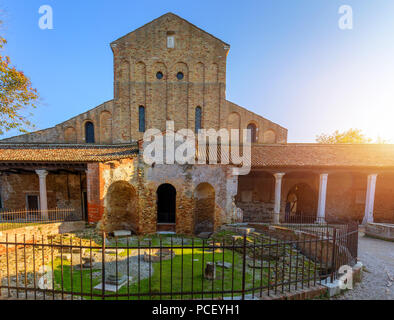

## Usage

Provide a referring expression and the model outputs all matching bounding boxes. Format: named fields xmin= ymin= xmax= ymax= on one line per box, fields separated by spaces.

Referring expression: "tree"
xmin=0 ymin=26 xmax=39 ymax=135
xmin=316 ymin=129 xmax=373 ymax=144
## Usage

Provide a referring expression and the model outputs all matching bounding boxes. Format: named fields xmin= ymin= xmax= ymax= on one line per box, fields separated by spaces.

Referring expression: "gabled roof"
xmin=111 ymin=12 xmax=230 ymax=47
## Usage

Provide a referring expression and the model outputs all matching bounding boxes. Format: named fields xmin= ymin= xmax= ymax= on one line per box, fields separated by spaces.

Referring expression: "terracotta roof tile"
xmin=251 ymin=144 xmax=394 ymax=168
xmin=0 ymin=144 xmax=139 ymax=162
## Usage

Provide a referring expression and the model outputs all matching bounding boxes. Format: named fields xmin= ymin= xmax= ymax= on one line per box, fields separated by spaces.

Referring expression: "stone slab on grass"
xmin=113 ymin=230 xmax=132 ymax=237
xmin=197 ymin=232 xmax=212 ymax=239
xmin=94 ymin=276 xmax=132 ymax=293
xmin=216 ymin=261 xmax=232 ymax=269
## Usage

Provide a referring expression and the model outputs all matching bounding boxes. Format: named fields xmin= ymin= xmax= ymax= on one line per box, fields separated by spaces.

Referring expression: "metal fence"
xmin=0 ymin=208 xmax=83 ymax=232
xmin=0 ymin=223 xmax=359 ymax=300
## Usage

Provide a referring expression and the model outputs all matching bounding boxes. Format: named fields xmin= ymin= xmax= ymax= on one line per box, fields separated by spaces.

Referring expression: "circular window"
xmin=176 ymin=72 xmax=184 ymax=80
xmin=156 ymin=71 xmax=163 ymax=80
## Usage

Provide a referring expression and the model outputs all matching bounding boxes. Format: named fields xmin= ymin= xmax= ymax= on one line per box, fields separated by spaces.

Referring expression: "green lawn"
xmin=47 ymin=232 xmax=318 ymax=300
xmin=51 ymin=247 xmax=268 ymax=300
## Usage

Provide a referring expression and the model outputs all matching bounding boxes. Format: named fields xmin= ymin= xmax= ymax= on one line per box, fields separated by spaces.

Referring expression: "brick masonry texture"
xmin=86 ymin=155 xmax=239 ymax=235
xmin=1 ymin=13 xmax=287 ymax=145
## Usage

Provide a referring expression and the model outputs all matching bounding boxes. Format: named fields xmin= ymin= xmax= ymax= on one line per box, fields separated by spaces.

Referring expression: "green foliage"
xmin=0 ymin=33 xmax=39 ymax=135
xmin=316 ymin=128 xmax=374 ymax=144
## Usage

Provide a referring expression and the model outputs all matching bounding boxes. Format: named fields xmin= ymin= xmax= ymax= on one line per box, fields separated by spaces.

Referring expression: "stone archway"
xmin=157 ymin=184 xmax=176 ymax=224
xmin=194 ymin=183 xmax=215 ymax=234
xmin=286 ymin=183 xmax=317 ymax=220
xmin=106 ymin=181 xmax=138 ymax=232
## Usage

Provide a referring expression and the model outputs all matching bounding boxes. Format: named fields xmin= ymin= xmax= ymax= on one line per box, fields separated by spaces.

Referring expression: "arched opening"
xmin=286 ymin=183 xmax=317 ymax=222
xmin=85 ymin=121 xmax=95 ymax=143
xmin=247 ymin=123 xmax=257 ymax=143
xmin=194 ymin=183 xmax=215 ymax=234
xmin=157 ymin=184 xmax=176 ymax=224
xmin=106 ymin=181 xmax=138 ymax=232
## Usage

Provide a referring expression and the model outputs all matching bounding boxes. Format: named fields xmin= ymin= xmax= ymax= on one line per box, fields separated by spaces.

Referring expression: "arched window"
xmin=195 ymin=106 xmax=202 ymax=133
xmin=247 ymin=123 xmax=257 ymax=143
xmin=139 ymin=106 xmax=145 ymax=132
xmin=85 ymin=121 xmax=95 ymax=143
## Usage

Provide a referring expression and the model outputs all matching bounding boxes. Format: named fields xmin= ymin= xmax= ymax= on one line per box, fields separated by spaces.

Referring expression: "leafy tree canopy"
xmin=0 ymin=29 xmax=39 ymax=135
xmin=316 ymin=128 xmax=387 ymax=144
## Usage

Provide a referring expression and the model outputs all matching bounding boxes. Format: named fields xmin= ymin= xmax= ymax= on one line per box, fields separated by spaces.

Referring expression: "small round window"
xmin=176 ymin=72 xmax=184 ymax=80
xmin=156 ymin=71 xmax=163 ymax=80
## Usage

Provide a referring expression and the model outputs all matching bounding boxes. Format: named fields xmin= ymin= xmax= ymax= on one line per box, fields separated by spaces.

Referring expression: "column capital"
xmin=320 ymin=173 xmax=329 ymax=178
xmin=368 ymin=173 xmax=378 ymax=178
xmin=35 ymin=169 xmax=48 ymax=178
xmin=273 ymin=172 xmax=285 ymax=179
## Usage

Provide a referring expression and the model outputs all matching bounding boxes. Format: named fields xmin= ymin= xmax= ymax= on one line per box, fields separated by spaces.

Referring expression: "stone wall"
xmin=194 ymin=183 xmax=215 ymax=233
xmin=0 ymin=221 xmax=85 ymax=242
xmin=237 ymin=202 xmax=274 ymax=222
xmin=86 ymin=154 xmax=235 ymax=235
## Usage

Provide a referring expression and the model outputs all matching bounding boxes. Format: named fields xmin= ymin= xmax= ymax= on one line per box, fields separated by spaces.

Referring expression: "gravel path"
xmin=333 ymin=232 xmax=394 ymax=300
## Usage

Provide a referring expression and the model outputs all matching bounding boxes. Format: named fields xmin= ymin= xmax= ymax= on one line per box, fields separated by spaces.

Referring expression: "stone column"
xmin=316 ymin=173 xmax=328 ymax=223
xmin=362 ymin=174 xmax=378 ymax=224
xmin=273 ymin=173 xmax=285 ymax=224
xmin=35 ymin=169 xmax=49 ymax=220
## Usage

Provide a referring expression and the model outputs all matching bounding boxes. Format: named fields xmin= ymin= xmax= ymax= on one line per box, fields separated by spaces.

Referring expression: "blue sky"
xmin=1 ymin=0 xmax=394 ymax=142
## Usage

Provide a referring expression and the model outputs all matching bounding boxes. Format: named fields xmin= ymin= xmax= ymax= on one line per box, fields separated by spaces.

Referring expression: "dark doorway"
xmin=27 ymin=195 xmax=39 ymax=217
xmin=157 ymin=184 xmax=176 ymax=224
xmin=286 ymin=183 xmax=317 ymax=221
xmin=27 ymin=195 xmax=39 ymax=210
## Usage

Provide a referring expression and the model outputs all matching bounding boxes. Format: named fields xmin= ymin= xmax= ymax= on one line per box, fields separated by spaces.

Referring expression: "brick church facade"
xmin=0 ymin=13 xmax=393 ymax=234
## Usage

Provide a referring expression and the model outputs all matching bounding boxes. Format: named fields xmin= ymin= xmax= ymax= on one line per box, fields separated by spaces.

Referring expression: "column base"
xmin=315 ymin=217 xmax=326 ymax=224
xmin=273 ymin=213 xmax=280 ymax=224
xmin=362 ymin=217 xmax=373 ymax=225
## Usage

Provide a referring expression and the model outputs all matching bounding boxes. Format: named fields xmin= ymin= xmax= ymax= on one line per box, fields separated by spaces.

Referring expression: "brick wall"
xmin=0 ymin=172 xmax=84 ymax=212
xmin=2 ymin=13 xmax=287 ymax=145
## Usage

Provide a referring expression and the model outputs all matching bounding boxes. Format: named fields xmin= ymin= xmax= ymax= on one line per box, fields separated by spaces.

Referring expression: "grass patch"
xmin=52 ymin=247 xmax=266 ymax=300
xmin=0 ymin=222 xmax=41 ymax=232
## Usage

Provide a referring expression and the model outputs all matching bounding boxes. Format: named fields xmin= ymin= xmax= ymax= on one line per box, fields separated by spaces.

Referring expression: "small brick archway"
xmin=105 ymin=181 xmax=138 ymax=232
xmin=194 ymin=183 xmax=215 ymax=234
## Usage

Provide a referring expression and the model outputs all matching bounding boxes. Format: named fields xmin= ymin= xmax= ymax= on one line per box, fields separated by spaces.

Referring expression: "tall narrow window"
xmin=195 ymin=106 xmax=202 ymax=133
xmin=139 ymin=106 xmax=146 ymax=132
xmin=85 ymin=121 xmax=95 ymax=143
xmin=247 ymin=123 xmax=257 ymax=143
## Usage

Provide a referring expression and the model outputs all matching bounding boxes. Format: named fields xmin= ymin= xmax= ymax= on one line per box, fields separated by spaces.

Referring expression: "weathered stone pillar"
xmin=35 ymin=169 xmax=48 ymax=220
xmin=273 ymin=173 xmax=285 ymax=224
xmin=316 ymin=173 xmax=328 ymax=223
xmin=362 ymin=174 xmax=378 ymax=224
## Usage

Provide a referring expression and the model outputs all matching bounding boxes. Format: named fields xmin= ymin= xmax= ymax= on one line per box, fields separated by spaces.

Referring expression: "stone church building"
xmin=0 ymin=13 xmax=393 ymax=234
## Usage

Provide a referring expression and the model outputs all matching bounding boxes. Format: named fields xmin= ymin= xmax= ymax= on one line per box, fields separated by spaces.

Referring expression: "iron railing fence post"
xmin=331 ymin=228 xmax=337 ymax=283
xmin=241 ymin=234 xmax=247 ymax=300
xmin=101 ymin=231 xmax=106 ymax=300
